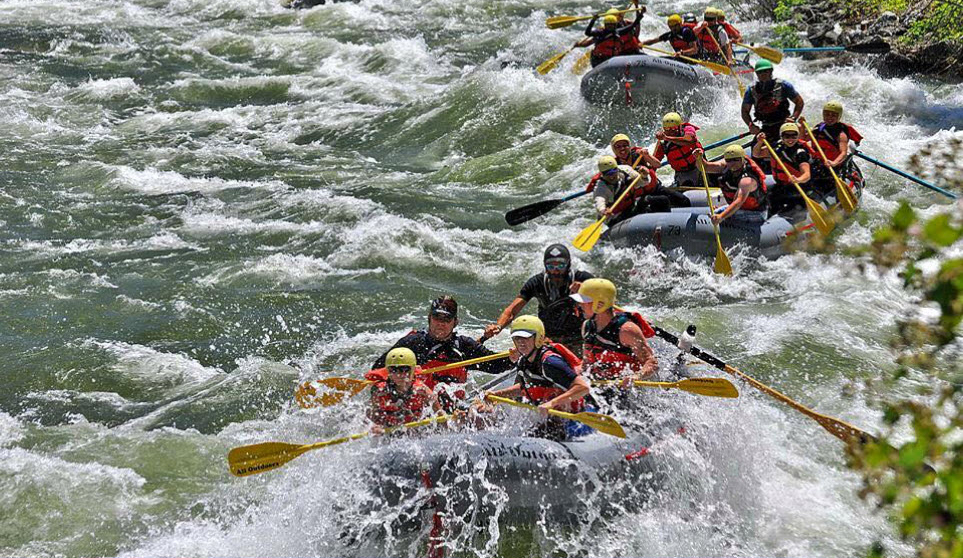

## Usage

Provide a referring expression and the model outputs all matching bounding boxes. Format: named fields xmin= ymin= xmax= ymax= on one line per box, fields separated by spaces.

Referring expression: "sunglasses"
xmin=781 ymin=133 xmax=799 ymax=138
xmin=724 ymin=157 xmax=743 ymax=163
xmin=602 ymin=168 xmax=619 ymax=176
xmin=430 ymin=312 xmax=455 ymax=322
xmin=388 ymin=365 xmax=413 ymax=374
xmin=545 ymin=261 xmax=568 ymax=271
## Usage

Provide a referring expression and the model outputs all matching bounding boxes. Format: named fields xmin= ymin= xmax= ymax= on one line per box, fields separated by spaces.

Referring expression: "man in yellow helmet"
xmin=485 ymin=315 xmax=589 ymax=440
xmin=570 ymin=279 xmax=658 ymax=383
xmin=367 ymin=347 xmax=439 ymax=435
xmin=751 ymin=121 xmax=817 ymax=215
xmin=640 ymin=13 xmax=698 ymax=57
xmin=696 ymin=144 xmax=769 ymax=224
xmin=802 ymin=100 xmax=864 ymax=199
xmin=640 ymin=112 xmax=705 ymax=191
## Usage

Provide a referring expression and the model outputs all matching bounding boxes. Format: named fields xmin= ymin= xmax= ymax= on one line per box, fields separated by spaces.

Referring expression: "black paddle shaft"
xmin=653 ymin=327 xmax=727 ymax=370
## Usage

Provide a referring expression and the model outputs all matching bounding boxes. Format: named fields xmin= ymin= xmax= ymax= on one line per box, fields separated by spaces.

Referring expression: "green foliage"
xmin=904 ymin=0 xmax=963 ymax=45
xmin=851 ymin=140 xmax=963 ymax=557
xmin=770 ymin=0 xmax=807 ymax=48
xmin=772 ymin=24 xmax=803 ymax=48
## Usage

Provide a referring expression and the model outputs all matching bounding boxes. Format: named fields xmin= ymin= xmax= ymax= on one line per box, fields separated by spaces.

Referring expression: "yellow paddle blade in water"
xmin=738 ymin=42 xmax=784 ymax=64
xmin=572 ymin=217 xmax=607 ymax=252
xmin=572 ymin=50 xmax=592 ymax=75
xmin=635 ymin=378 xmax=739 ymax=398
xmin=537 ymin=47 xmax=572 ymax=75
xmin=294 ymin=377 xmax=371 ymax=409
xmin=698 ymin=159 xmax=732 ymax=275
xmin=487 ymin=395 xmax=626 ymax=438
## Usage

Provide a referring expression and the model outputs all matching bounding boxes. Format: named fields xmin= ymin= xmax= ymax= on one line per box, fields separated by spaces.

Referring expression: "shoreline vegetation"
xmin=737 ymin=0 xmax=963 ymax=77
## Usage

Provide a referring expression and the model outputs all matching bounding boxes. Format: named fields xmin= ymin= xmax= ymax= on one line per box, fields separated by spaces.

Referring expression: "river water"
xmin=1 ymin=0 xmax=960 ymax=556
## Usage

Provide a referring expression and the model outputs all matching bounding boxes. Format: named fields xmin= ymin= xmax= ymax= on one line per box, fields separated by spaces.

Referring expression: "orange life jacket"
xmin=719 ymin=157 xmax=768 ymax=211
xmin=609 ymin=168 xmax=660 ymax=215
xmin=516 ymin=342 xmax=584 ymax=412
xmin=582 ymin=310 xmax=655 ymax=380
xmin=813 ymin=122 xmax=863 ymax=162
xmin=660 ymin=124 xmax=703 ymax=172
xmin=695 ymin=24 xmax=722 ymax=53
xmin=368 ymin=378 xmax=433 ymax=427
xmin=771 ymin=141 xmax=816 ymax=185
xmin=593 ymin=34 xmax=622 ymax=59
xmin=721 ymin=21 xmax=742 ymax=43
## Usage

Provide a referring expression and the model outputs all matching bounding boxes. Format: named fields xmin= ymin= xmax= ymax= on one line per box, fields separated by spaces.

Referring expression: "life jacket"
xmin=364 ymin=330 xmax=471 ymax=391
xmin=771 ymin=141 xmax=816 ymax=186
xmin=608 ymin=168 xmax=660 ymax=214
xmin=582 ymin=310 xmax=655 ymax=380
xmin=661 ymin=124 xmax=703 ymax=172
xmin=516 ymin=342 xmax=584 ymax=412
xmin=695 ymin=24 xmax=722 ymax=54
xmin=619 ymin=29 xmax=641 ymax=53
xmin=719 ymin=157 xmax=768 ymax=211
xmin=368 ymin=379 xmax=433 ymax=427
xmin=721 ymin=21 xmax=742 ymax=43
xmin=668 ymin=29 xmax=694 ymax=52
xmin=586 ymin=173 xmax=601 ymax=193
xmin=814 ymin=122 xmax=863 ymax=162
xmin=751 ymin=79 xmax=791 ymax=123
xmin=614 ymin=146 xmax=646 ymax=168
xmin=593 ymin=32 xmax=622 ymax=59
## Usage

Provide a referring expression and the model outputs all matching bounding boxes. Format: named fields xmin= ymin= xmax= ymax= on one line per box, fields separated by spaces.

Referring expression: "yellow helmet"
xmin=715 ymin=7 xmax=726 ymax=19
xmin=662 ymin=112 xmax=683 ymax=129
xmin=571 ymin=278 xmax=617 ymax=313
xmin=823 ymin=100 xmax=844 ymax=116
xmin=723 ymin=144 xmax=746 ymax=160
xmin=605 ymin=8 xmax=621 ymax=15
xmin=385 ymin=347 xmax=417 ymax=371
xmin=779 ymin=122 xmax=800 ymax=135
xmin=703 ymin=8 xmax=718 ymax=20
xmin=610 ymin=133 xmax=631 ymax=147
xmin=603 ymin=14 xmax=619 ymax=26
xmin=598 ymin=155 xmax=618 ymax=173
xmin=667 ymin=14 xmax=682 ymax=27
xmin=510 ymin=315 xmax=546 ymax=347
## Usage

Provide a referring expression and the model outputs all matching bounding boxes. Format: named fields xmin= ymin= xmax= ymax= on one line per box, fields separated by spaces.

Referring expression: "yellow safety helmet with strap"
xmin=598 ymin=155 xmax=618 ymax=173
xmin=610 ymin=133 xmax=631 ymax=147
xmin=662 ymin=111 xmax=683 ymax=129
xmin=510 ymin=315 xmax=546 ymax=347
xmin=571 ymin=278 xmax=617 ymax=313
xmin=723 ymin=144 xmax=746 ymax=160
xmin=667 ymin=14 xmax=682 ymax=27
xmin=385 ymin=347 xmax=417 ymax=371
xmin=779 ymin=122 xmax=800 ymax=135
xmin=603 ymin=14 xmax=618 ymax=26
xmin=823 ymin=100 xmax=844 ymax=116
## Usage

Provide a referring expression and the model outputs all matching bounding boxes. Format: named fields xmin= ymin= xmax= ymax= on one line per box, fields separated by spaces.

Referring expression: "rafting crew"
xmin=610 ymin=130 xmax=693 ymax=210
xmin=578 ymin=2 xmax=644 ymax=68
xmin=370 ymin=296 xmax=512 ymax=408
xmin=696 ymin=144 xmax=769 ymax=224
xmin=742 ymin=59 xmax=805 ymax=163
xmin=640 ymin=14 xmax=698 ymax=57
xmin=752 ymin=122 xmax=817 ymax=215
xmin=640 ymin=112 xmax=706 ymax=193
xmin=571 ymin=279 xmax=658 ymax=384
xmin=803 ymin=100 xmax=864 ymax=200
xmin=367 ymin=347 xmax=440 ymax=435
xmin=694 ymin=8 xmax=733 ymax=65
xmin=482 ymin=316 xmax=590 ymax=441
xmin=486 ymin=244 xmax=593 ymax=354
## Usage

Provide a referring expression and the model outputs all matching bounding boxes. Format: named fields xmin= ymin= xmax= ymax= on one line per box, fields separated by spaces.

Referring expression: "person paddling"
xmin=486 ymin=244 xmax=593 ymax=354
xmin=694 ymin=8 xmax=733 ymax=65
xmin=571 ymin=279 xmax=658 ymax=384
xmin=370 ymin=296 xmax=512 ymax=406
xmin=804 ymin=100 xmax=863 ymax=200
xmin=752 ymin=123 xmax=817 ymax=215
xmin=742 ymin=59 xmax=805 ymax=160
xmin=579 ymin=4 xmax=643 ymax=68
xmin=715 ymin=8 xmax=743 ymax=44
xmin=368 ymin=348 xmax=439 ymax=435
xmin=591 ymin=155 xmax=665 ymax=223
xmin=640 ymin=112 xmax=704 ymax=191
xmin=484 ymin=316 xmax=590 ymax=441
xmin=612 ymin=132 xmax=692 ymax=210
xmin=640 ymin=14 xmax=698 ymax=57
xmin=697 ymin=144 xmax=769 ymax=224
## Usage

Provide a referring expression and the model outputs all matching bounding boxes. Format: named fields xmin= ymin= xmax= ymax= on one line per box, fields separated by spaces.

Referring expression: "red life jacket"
xmin=751 ymin=79 xmax=791 ymax=123
xmin=615 ymin=146 xmax=646 ymax=167
xmin=695 ymin=24 xmax=722 ymax=53
xmin=721 ymin=21 xmax=742 ymax=43
xmin=586 ymin=173 xmax=601 ymax=192
xmin=582 ymin=310 xmax=655 ymax=380
xmin=660 ymin=124 xmax=703 ymax=172
xmin=719 ymin=157 xmax=768 ymax=211
xmin=668 ymin=29 xmax=694 ymax=52
xmin=608 ymin=168 xmax=660 ymax=214
xmin=368 ymin=379 xmax=433 ymax=427
xmin=593 ymin=34 xmax=622 ymax=59
xmin=814 ymin=122 xmax=863 ymax=162
xmin=516 ymin=342 xmax=585 ymax=412
xmin=771 ymin=141 xmax=816 ymax=185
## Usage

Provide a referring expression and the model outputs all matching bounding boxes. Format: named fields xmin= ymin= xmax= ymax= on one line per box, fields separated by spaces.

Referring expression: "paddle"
xmin=762 ymin=138 xmax=835 ymax=236
xmin=853 ymin=150 xmax=958 ymax=200
xmin=703 ymin=33 xmax=744 ymax=97
xmin=596 ymin=377 xmax=739 ymax=398
xmin=779 ymin=42 xmax=891 ymax=54
xmin=504 ymin=132 xmax=750 ymax=227
xmin=641 ymin=45 xmax=732 ymax=75
xmin=800 ymin=118 xmax=858 ymax=213
xmin=736 ymin=42 xmax=783 ymax=64
xmin=698 ymin=157 xmax=733 ymax=275
xmin=538 ymin=44 xmax=577 ymax=75
xmin=295 ymin=351 xmax=511 ymax=409
xmin=546 ymin=8 xmax=644 ymax=29
xmin=228 ymin=412 xmax=459 ymax=477
xmin=486 ymin=395 xmax=627 ymax=438
xmin=572 ymin=152 xmax=647 ymax=252
xmin=652 ymin=326 xmax=877 ymax=445
xmin=572 ymin=49 xmax=592 ymax=75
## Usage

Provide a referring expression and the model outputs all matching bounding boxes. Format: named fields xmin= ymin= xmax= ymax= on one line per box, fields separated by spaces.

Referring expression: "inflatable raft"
xmin=580 ymin=54 xmax=753 ymax=105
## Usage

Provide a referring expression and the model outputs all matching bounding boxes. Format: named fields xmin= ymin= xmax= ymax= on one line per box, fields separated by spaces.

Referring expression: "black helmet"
xmin=430 ymin=296 xmax=458 ymax=319
xmin=543 ymin=244 xmax=571 ymax=272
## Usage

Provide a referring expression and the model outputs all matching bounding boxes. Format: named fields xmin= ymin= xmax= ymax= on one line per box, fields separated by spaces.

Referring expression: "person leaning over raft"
xmin=591 ymin=155 xmax=663 ymax=224
xmin=370 ymin=296 xmax=512 ymax=408
xmin=571 ymin=279 xmax=658 ymax=384
xmin=751 ymin=122 xmax=816 ymax=215
xmin=697 ymin=144 xmax=769 ymax=224
xmin=742 ymin=59 xmax=805 ymax=157
xmin=485 ymin=244 xmax=593 ymax=354
xmin=640 ymin=14 xmax=698 ymax=57
xmin=802 ymin=100 xmax=863 ymax=201
xmin=577 ymin=3 xmax=644 ymax=68
xmin=483 ymin=316 xmax=589 ymax=441
xmin=368 ymin=347 xmax=440 ymax=436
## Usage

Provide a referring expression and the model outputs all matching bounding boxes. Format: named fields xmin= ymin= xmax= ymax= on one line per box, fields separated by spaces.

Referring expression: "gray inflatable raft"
xmin=580 ymin=54 xmax=753 ymax=104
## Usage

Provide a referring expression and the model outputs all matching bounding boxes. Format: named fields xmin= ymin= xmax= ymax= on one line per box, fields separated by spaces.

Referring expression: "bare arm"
xmin=790 ymin=93 xmax=804 ymax=121
xmin=485 ymin=297 xmax=527 ymax=338
xmin=545 ymin=375 xmax=590 ymax=410
xmin=620 ymin=322 xmax=658 ymax=379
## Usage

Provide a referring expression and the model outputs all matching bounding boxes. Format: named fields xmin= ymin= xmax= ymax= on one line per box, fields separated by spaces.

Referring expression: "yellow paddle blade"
xmin=546 ymin=15 xmax=588 ymax=29
xmin=295 ymin=377 xmax=371 ymax=409
xmin=487 ymin=395 xmax=626 ymax=438
xmin=713 ymin=231 xmax=733 ymax=275
xmin=805 ymin=196 xmax=836 ymax=236
xmin=228 ymin=441 xmax=312 ymax=477
xmin=836 ymin=180 xmax=858 ymax=213
xmin=572 ymin=50 xmax=592 ymax=75
xmin=537 ymin=48 xmax=570 ymax=75
xmin=747 ymin=44 xmax=784 ymax=64
xmin=572 ymin=217 xmax=607 ymax=252
xmin=675 ymin=377 xmax=738 ymax=397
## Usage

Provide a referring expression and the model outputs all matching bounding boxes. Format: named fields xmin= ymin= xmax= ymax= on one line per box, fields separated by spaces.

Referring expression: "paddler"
xmin=367 ymin=347 xmax=439 ymax=435
xmin=751 ymin=123 xmax=816 ymax=215
xmin=694 ymin=8 xmax=733 ymax=65
xmin=802 ymin=100 xmax=863 ymax=199
xmin=639 ymin=112 xmax=705 ymax=191
xmin=640 ymin=14 xmax=698 ymax=57
xmin=570 ymin=278 xmax=658 ymax=384
xmin=371 ymin=296 xmax=512 ymax=407
xmin=483 ymin=316 xmax=590 ymax=441
xmin=715 ymin=8 xmax=743 ymax=44
xmin=578 ymin=3 xmax=643 ymax=68
xmin=591 ymin=155 xmax=663 ymax=223
xmin=485 ymin=244 xmax=594 ymax=354
xmin=609 ymin=133 xmax=647 ymax=167
xmin=742 ymin=59 xmax=805 ymax=155
xmin=696 ymin=144 xmax=769 ymax=224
